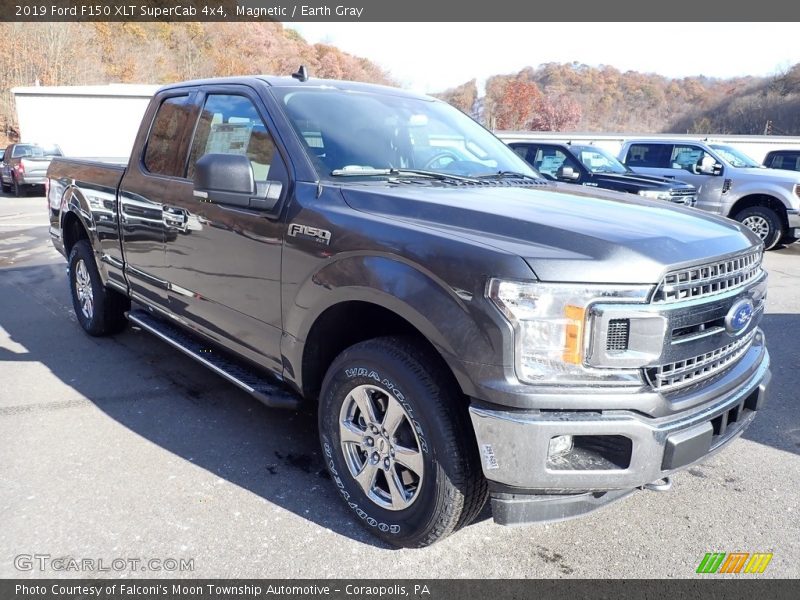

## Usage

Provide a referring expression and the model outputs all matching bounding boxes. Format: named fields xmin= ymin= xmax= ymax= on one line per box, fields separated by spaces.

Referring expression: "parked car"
xmin=763 ymin=149 xmax=800 ymax=172
xmin=506 ymin=140 xmax=696 ymax=205
xmin=619 ymin=139 xmax=800 ymax=248
xmin=1 ymin=142 xmax=63 ymax=196
xmin=48 ymin=74 xmax=769 ymax=547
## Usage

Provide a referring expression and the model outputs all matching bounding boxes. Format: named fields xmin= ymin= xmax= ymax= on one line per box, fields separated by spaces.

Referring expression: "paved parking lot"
xmin=1 ymin=194 xmax=798 ymax=578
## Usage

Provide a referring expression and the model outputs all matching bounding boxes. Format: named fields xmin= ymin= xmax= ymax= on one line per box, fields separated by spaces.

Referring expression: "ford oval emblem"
xmin=725 ymin=298 xmax=754 ymax=334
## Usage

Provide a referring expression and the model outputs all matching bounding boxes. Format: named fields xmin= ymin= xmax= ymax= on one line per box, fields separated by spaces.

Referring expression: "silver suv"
xmin=620 ymin=139 xmax=800 ymax=249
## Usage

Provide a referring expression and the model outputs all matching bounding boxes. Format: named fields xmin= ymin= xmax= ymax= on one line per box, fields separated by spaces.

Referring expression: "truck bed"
xmin=48 ymin=157 xmax=127 ymax=190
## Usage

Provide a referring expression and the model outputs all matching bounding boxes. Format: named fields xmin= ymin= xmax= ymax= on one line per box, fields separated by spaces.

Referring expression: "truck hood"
xmin=340 ymin=182 xmax=759 ymax=284
xmin=729 ymin=166 xmax=800 ymax=184
xmin=592 ymin=172 xmax=695 ymax=191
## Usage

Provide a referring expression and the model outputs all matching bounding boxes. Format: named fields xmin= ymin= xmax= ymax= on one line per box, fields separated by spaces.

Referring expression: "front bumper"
xmin=469 ymin=339 xmax=770 ymax=524
xmin=787 ymin=208 xmax=800 ymax=236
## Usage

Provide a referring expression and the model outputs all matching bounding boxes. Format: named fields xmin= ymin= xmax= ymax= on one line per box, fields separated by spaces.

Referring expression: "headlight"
xmin=638 ymin=190 xmax=672 ymax=202
xmin=487 ymin=279 xmax=647 ymax=385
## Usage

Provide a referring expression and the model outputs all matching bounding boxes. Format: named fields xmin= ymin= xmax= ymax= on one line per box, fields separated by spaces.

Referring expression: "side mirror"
xmin=193 ymin=153 xmax=281 ymax=211
xmin=557 ymin=166 xmax=580 ymax=181
xmin=698 ymin=156 xmax=722 ymax=176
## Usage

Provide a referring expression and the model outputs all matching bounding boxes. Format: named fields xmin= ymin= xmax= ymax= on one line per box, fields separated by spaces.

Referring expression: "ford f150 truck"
xmin=620 ymin=139 xmax=800 ymax=249
xmin=48 ymin=74 xmax=771 ymax=548
xmin=505 ymin=139 xmax=697 ymax=206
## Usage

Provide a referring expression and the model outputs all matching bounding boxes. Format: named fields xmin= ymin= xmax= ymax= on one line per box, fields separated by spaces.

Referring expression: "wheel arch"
xmin=283 ymin=255 xmax=501 ymax=402
xmin=60 ymin=186 xmax=108 ymax=284
xmin=730 ymin=194 xmax=789 ymax=231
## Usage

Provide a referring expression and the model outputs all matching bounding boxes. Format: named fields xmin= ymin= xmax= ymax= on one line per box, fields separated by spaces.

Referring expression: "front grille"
xmin=669 ymin=189 xmax=696 ymax=206
xmin=646 ymin=329 xmax=757 ymax=392
xmin=653 ymin=250 xmax=762 ymax=303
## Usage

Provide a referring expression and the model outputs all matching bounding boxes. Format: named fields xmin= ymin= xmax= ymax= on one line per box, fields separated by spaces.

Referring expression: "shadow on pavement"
xmin=0 ymin=263 xmax=404 ymax=549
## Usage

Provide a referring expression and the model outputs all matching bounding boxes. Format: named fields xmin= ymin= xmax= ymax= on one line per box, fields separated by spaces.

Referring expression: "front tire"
xmin=734 ymin=206 xmax=783 ymax=250
xmin=318 ymin=336 xmax=487 ymax=548
xmin=68 ymin=240 xmax=130 ymax=336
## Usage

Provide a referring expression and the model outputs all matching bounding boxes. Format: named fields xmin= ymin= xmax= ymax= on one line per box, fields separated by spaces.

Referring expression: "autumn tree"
xmin=0 ymin=21 xmax=392 ymax=145
xmin=433 ymin=79 xmax=478 ymax=116
xmin=493 ymin=79 xmax=543 ymax=130
xmin=531 ymin=94 xmax=582 ymax=131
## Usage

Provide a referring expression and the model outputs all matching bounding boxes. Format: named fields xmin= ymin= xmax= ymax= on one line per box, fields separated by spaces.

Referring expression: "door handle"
xmin=162 ymin=206 xmax=188 ymax=230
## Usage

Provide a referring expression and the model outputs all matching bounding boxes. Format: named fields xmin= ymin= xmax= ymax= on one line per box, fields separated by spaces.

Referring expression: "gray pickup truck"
xmin=1 ymin=142 xmax=63 ymax=196
xmin=620 ymin=139 xmax=800 ymax=249
xmin=48 ymin=74 xmax=770 ymax=547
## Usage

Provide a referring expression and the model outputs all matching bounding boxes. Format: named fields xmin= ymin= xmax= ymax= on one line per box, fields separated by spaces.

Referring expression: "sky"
xmin=287 ymin=22 xmax=800 ymax=94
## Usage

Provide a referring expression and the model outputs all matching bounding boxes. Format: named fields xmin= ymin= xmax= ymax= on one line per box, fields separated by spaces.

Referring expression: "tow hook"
xmin=640 ymin=477 xmax=672 ymax=492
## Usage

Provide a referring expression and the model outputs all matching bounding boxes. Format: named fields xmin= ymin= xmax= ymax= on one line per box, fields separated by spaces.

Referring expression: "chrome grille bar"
xmin=646 ymin=329 xmax=757 ymax=392
xmin=653 ymin=250 xmax=763 ymax=303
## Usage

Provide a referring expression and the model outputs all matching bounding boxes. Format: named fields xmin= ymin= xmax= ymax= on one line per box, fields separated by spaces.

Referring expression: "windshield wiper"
xmin=476 ymin=170 xmax=541 ymax=181
xmin=330 ymin=167 xmax=479 ymax=183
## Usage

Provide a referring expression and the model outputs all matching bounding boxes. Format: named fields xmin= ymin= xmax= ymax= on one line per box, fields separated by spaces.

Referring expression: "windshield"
xmin=709 ymin=144 xmax=761 ymax=168
xmin=273 ymin=88 xmax=538 ymax=179
xmin=12 ymin=144 xmax=62 ymax=158
xmin=569 ymin=145 xmax=628 ymax=174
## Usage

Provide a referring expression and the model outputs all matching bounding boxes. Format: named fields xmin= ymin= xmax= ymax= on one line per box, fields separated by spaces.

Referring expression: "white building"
xmin=12 ymin=84 xmax=160 ymax=158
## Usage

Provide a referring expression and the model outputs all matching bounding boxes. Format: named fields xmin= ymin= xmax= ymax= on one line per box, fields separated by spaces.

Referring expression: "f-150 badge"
xmin=288 ymin=222 xmax=332 ymax=245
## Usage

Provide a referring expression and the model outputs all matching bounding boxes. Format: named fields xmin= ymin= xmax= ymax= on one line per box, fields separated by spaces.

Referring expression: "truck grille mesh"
xmin=653 ymin=250 xmax=762 ymax=303
xmin=606 ymin=319 xmax=630 ymax=351
xmin=646 ymin=329 xmax=757 ymax=392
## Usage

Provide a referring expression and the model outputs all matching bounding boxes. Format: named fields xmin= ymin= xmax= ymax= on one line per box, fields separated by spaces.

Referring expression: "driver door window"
xmin=186 ymin=94 xmax=276 ymax=182
xmin=535 ymin=147 xmax=578 ymax=180
xmin=670 ymin=145 xmax=714 ymax=174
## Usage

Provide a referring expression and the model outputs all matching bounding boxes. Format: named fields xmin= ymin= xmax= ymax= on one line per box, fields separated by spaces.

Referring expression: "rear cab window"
xmin=766 ymin=152 xmax=800 ymax=170
xmin=143 ymin=95 xmax=193 ymax=177
xmin=624 ymin=143 xmax=673 ymax=168
xmin=509 ymin=143 xmax=539 ymax=165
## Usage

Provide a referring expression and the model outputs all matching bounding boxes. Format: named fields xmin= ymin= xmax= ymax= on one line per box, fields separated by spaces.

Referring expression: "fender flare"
xmin=60 ymin=185 xmax=109 ymax=284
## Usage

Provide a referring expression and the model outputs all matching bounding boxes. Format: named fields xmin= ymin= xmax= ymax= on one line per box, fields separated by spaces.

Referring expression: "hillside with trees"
xmin=0 ymin=22 xmax=392 ymax=144
xmin=436 ymin=63 xmax=800 ymax=136
xmin=4 ymin=24 xmax=799 ymax=143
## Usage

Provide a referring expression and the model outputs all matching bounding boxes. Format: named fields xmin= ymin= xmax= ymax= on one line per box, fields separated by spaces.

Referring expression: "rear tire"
xmin=68 ymin=239 xmax=130 ymax=336
xmin=12 ymin=176 xmax=22 ymax=198
xmin=318 ymin=336 xmax=487 ymax=548
xmin=734 ymin=206 xmax=783 ymax=250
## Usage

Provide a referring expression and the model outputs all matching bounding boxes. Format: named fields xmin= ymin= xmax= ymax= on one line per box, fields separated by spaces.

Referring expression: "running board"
xmin=127 ymin=309 xmax=301 ymax=410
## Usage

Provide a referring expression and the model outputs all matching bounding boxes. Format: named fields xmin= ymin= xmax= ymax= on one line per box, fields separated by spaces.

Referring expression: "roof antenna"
xmin=291 ymin=65 xmax=309 ymax=82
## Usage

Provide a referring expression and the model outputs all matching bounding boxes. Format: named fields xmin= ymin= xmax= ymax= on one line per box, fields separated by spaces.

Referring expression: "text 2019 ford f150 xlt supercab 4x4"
xmin=48 ymin=74 xmax=770 ymax=547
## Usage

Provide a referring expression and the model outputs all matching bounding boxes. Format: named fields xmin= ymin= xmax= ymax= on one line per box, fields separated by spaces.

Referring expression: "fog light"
xmin=548 ymin=435 xmax=574 ymax=457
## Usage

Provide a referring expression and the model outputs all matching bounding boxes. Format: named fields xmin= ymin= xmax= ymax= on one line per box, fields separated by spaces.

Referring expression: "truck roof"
xmin=159 ymin=75 xmax=433 ymax=102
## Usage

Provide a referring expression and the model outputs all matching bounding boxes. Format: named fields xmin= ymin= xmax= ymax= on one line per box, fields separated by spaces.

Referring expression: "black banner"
xmin=2 ymin=0 xmax=800 ymax=22
xmin=2 ymin=579 xmax=799 ymax=600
